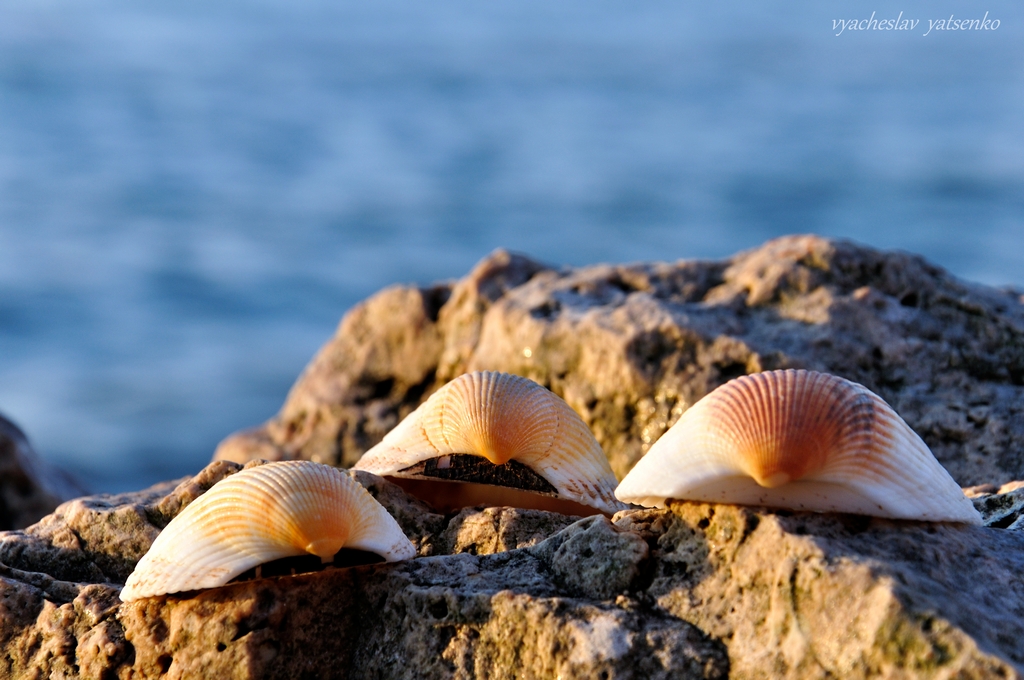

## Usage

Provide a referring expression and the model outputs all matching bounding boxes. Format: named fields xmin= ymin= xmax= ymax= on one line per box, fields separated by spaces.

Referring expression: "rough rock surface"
xmin=6 ymin=236 xmax=1024 ymax=678
xmin=617 ymin=502 xmax=1024 ymax=679
xmin=968 ymin=480 xmax=1024 ymax=530
xmin=0 ymin=462 xmax=727 ymax=679
xmin=0 ymin=460 xmax=242 ymax=587
xmin=2 ymin=461 xmax=1024 ymax=678
xmin=0 ymin=413 xmax=83 ymax=530
xmin=215 ymin=235 xmax=1024 ymax=487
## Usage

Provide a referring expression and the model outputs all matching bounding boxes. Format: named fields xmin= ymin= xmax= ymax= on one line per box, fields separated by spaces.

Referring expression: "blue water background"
xmin=1 ymin=0 xmax=1022 ymax=493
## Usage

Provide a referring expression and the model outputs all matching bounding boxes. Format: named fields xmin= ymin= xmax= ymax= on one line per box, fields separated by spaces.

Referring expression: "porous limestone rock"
xmin=438 ymin=505 xmax=581 ymax=556
xmin=615 ymin=501 xmax=1024 ymax=679
xmin=0 ymin=461 xmax=727 ymax=680
xmin=968 ymin=480 xmax=1024 ymax=530
xmin=2 ymin=461 xmax=1024 ymax=678
xmin=0 ymin=413 xmax=83 ymax=530
xmin=214 ymin=236 xmax=1024 ymax=488
xmin=6 ymin=236 xmax=1024 ymax=679
xmin=528 ymin=515 xmax=650 ymax=601
xmin=0 ymin=460 xmax=242 ymax=587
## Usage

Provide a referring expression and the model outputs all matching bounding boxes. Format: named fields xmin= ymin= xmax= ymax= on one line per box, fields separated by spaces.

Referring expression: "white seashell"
xmin=353 ymin=371 xmax=626 ymax=516
xmin=120 ymin=461 xmax=415 ymax=601
xmin=615 ymin=369 xmax=982 ymax=524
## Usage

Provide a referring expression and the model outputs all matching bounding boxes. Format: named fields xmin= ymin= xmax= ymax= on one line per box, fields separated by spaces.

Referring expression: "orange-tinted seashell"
xmin=353 ymin=371 xmax=625 ymax=515
xmin=120 ymin=461 xmax=415 ymax=601
xmin=615 ymin=370 xmax=981 ymax=524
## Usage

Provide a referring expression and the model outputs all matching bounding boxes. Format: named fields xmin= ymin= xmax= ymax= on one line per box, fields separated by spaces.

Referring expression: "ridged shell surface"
xmin=615 ymin=370 xmax=981 ymax=524
xmin=353 ymin=371 xmax=625 ymax=514
xmin=120 ymin=461 xmax=415 ymax=601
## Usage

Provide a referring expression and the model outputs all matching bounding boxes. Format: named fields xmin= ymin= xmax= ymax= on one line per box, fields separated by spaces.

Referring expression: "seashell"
xmin=120 ymin=461 xmax=415 ymax=601
xmin=615 ymin=370 xmax=982 ymax=524
xmin=353 ymin=371 xmax=626 ymax=516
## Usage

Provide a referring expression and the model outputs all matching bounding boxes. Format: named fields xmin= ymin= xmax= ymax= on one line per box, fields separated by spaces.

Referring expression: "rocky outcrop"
xmin=0 ymin=413 xmax=83 ymax=530
xmin=215 ymin=236 xmax=1024 ymax=487
xmin=2 ymin=461 xmax=1024 ymax=678
xmin=0 ymin=462 xmax=729 ymax=679
xmin=0 ymin=460 xmax=240 ymax=587
xmin=5 ymin=236 xmax=1024 ymax=678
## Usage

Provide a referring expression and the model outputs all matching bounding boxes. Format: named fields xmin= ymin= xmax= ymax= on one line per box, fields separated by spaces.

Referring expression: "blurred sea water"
xmin=0 ymin=0 xmax=1022 ymax=492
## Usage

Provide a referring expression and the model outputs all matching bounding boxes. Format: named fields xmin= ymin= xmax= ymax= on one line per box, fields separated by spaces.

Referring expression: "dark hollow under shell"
xmin=390 ymin=453 xmax=605 ymax=516
xmin=229 ymin=548 xmax=385 ymax=584
xmin=399 ymin=454 xmax=558 ymax=493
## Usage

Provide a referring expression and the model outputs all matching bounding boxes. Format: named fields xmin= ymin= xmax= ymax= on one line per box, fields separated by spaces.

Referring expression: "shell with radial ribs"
xmin=353 ymin=371 xmax=626 ymax=515
xmin=615 ymin=369 xmax=982 ymax=524
xmin=119 ymin=461 xmax=415 ymax=601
